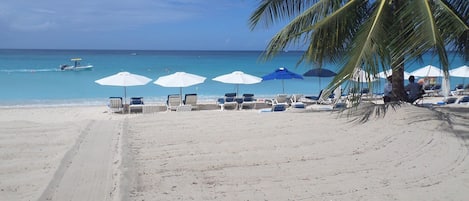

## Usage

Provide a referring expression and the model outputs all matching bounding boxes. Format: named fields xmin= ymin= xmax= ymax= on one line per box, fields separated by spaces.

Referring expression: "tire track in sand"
xmin=38 ymin=119 xmax=123 ymax=201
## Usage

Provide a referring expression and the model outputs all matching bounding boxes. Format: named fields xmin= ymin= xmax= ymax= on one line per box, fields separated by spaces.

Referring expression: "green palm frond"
xmin=250 ymin=0 xmax=469 ymax=107
xmin=303 ymin=0 xmax=367 ymax=66
xmin=326 ymin=0 xmax=391 ymax=97
xmin=249 ymin=0 xmax=316 ymax=30
xmin=251 ymin=0 xmax=354 ymax=64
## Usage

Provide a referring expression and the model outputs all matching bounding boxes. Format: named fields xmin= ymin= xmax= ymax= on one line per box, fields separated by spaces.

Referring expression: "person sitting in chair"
xmin=383 ymin=75 xmax=393 ymax=103
xmin=405 ymin=75 xmax=424 ymax=103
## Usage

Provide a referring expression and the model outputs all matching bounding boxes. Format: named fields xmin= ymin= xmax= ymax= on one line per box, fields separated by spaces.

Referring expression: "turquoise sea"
xmin=0 ymin=49 xmax=466 ymax=107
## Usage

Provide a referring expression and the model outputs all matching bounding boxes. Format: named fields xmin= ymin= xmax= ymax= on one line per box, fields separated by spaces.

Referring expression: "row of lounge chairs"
xmin=108 ymin=94 xmax=199 ymax=113
xmin=412 ymin=83 xmax=469 ymax=97
xmin=108 ymin=97 xmax=146 ymax=113
xmin=217 ymin=93 xmax=302 ymax=112
xmin=166 ymin=94 xmax=197 ymax=111
xmin=440 ymin=96 xmax=469 ymax=105
xmin=107 ymin=91 xmax=348 ymax=114
xmin=216 ymin=93 xmax=256 ymax=110
xmin=266 ymin=92 xmax=348 ymax=111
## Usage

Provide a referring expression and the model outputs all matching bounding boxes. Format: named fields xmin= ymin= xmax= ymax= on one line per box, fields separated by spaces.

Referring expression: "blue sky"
xmin=0 ymin=0 xmax=288 ymax=50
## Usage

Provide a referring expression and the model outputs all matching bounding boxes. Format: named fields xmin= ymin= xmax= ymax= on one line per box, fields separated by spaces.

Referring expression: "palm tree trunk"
xmin=391 ymin=0 xmax=408 ymax=101
xmin=392 ymin=59 xmax=407 ymax=101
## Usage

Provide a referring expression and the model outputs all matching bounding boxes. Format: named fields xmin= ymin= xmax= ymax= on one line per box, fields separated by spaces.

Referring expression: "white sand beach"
xmin=1 ymin=103 xmax=469 ymax=201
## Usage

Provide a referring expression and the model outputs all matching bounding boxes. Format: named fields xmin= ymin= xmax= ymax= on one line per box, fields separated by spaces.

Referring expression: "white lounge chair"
xmin=129 ymin=97 xmax=144 ymax=113
xmin=289 ymin=94 xmax=305 ymax=109
xmin=240 ymin=93 xmax=256 ymax=109
xmin=304 ymin=90 xmax=329 ymax=104
xmin=265 ymin=94 xmax=290 ymax=112
xmin=166 ymin=94 xmax=181 ymax=111
xmin=217 ymin=93 xmax=238 ymax=110
xmin=183 ymin=93 xmax=198 ymax=110
xmin=108 ymin=97 xmax=124 ymax=113
xmin=265 ymin=94 xmax=290 ymax=106
xmin=457 ymin=96 xmax=469 ymax=104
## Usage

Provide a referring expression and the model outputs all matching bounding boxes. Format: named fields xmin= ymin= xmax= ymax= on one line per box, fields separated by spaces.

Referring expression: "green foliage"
xmin=250 ymin=0 xmax=469 ymax=104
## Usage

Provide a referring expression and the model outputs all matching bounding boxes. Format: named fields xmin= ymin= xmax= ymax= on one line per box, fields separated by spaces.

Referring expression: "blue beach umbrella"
xmin=262 ymin=67 xmax=303 ymax=94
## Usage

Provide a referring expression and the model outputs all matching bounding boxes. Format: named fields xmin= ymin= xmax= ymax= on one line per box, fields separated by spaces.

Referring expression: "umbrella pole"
xmin=236 ymin=84 xmax=239 ymax=97
xmin=180 ymin=87 xmax=183 ymax=106
xmin=282 ymin=80 xmax=285 ymax=94
xmin=124 ymin=86 xmax=127 ymax=105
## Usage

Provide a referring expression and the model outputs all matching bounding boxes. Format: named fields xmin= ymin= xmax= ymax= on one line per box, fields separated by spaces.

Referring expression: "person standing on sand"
xmin=383 ymin=75 xmax=393 ymax=103
xmin=405 ymin=75 xmax=424 ymax=103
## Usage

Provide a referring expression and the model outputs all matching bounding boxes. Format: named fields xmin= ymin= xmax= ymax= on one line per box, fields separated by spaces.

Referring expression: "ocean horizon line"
xmin=0 ymin=48 xmax=307 ymax=53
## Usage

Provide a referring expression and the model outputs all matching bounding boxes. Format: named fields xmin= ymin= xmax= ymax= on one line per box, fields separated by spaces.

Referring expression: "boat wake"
xmin=0 ymin=68 xmax=61 ymax=73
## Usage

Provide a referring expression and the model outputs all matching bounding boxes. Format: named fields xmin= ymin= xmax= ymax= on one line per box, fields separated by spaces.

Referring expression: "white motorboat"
xmin=60 ymin=58 xmax=93 ymax=71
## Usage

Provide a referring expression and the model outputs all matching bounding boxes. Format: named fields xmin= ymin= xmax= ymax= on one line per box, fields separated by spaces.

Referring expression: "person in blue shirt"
xmin=405 ymin=75 xmax=424 ymax=103
xmin=383 ymin=75 xmax=393 ymax=103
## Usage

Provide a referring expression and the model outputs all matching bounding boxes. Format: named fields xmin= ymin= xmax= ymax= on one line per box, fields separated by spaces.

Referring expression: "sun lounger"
xmin=290 ymin=94 xmax=305 ymax=108
xmin=444 ymin=97 xmax=458 ymax=104
xmin=166 ymin=94 xmax=182 ymax=111
xmin=304 ymin=90 xmax=334 ymax=104
xmin=183 ymin=93 xmax=198 ymax=110
xmin=129 ymin=97 xmax=144 ymax=113
xmin=271 ymin=104 xmax=287 ymax=112
xmin=217 ymin=93 xmax=238 ymax=110
xmin=265 ymin=94 xmax=290 ymax=106
xmin=108 ymin=97 xmax=124 ymax=113
xmin=458 ymin=96 xmax=469 ymax=104
xmin=463 ymin=84 xmax=469 ymax=95
xmin=424 ymin=84 xmax=441 ymax=96
xmin=454 ymin=84 xmax=464 ymax=95
xmin=240 ymin=93 xmax=256 ymax=109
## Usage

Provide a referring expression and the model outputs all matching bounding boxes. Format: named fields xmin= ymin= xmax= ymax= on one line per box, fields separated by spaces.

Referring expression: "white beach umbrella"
xmin=449 ymin=65 xmax=469 ymax=78
xmin=212 ymin=71 xmax=262 ymax=96
xmin=95 ymin=71 xmax=152 ymax=104
xmin=377 ymin=69 xmax=411 ymax=79
xmin=154 ymin=72 xmax=206 ymax=104
xmin=450 ymin=65 xmax=469 ymax=85
xmin=410 ymin=65 xmax=443 ymax=77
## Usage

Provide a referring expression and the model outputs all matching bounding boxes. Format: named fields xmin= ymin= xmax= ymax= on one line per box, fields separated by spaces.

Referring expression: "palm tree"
xmin=250 ymin=0 xmax=468 ymax=102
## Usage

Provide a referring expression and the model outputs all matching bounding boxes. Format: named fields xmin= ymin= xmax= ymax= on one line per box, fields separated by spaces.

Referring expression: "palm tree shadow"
xmin=336 ymin=102 xmax=469 ymax=147
xmin=338 ymin=101 xmax=402 ymax=124
xmin=432 ymin=107 xmax=469 ymax=141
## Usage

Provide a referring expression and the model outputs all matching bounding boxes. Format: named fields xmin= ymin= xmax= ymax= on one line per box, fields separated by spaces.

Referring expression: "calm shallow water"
xmin=0 ymin=49 xmax=466 ymax=107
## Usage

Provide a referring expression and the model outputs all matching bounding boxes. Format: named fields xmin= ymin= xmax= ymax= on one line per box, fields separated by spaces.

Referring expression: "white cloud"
xmin=11 ymin=21 xmax=57 ymax=31
xmin=0 ymin=0 xmax=234 ymax=32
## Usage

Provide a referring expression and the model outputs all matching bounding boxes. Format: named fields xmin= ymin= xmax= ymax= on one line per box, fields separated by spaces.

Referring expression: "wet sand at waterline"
xmin=1 ymin=103 xmax=468 ymax=201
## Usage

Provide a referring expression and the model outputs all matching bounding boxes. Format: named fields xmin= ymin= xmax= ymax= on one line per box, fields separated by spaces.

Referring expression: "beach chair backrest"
xmin=184 ymin=94 xmax=197 ymax=106
xmin=167 ymin=94 xmax=181 ymax=106
xmin=291 ymin=94 xmax=303 ymax=102
xmin=130 ymin=97 xmax=144 ymax=105
xmin=275 ymin=94 xmax=289 ymax=104
xmin=460 ymin=96 xmax=469 ymax=103
xmin=225 ymin=93 xmax=236 ymax=97
xmin=242 ymin=94 xmax=255 ymax=102
xmin=109 ymin=97 xmax=123 ymax=108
